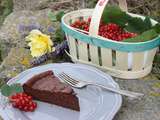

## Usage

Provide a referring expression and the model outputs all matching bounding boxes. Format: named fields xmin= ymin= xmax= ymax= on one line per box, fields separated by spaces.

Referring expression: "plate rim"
xmin=3 ymin=63 xmax=122 ymax=120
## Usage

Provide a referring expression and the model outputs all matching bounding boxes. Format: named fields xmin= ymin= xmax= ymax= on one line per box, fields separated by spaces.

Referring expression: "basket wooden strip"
xmin=144 ymin=48 xmax=158 ymax=68
xmin=101 ymin=48 xmax=112 ymax=67
xmin=78 ymin=41 xmax=88 ymax=61
xmin=90 ymin=45 xmax=99 ymax=65
xmin=66 ymin=35 xmax=77 ymax=59
xmin=116 ymin=52 xmax=128 ymax=70
xmin=132 ymin=52 xmax=145 ymax=71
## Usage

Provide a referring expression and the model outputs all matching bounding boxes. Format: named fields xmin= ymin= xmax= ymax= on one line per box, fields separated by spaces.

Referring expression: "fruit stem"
xmin=8 ymin=97 xmax=17 ymax=102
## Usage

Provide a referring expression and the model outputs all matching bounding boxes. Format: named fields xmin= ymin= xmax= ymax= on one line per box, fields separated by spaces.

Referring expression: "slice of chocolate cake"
xmin=23 ymin=71 xmax=80 ymax=111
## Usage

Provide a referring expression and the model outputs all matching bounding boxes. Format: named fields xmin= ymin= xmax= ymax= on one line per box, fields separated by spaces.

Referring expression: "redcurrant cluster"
xmin=99 ymin=23 xmax=124 ymax=41
xmin=71 ymin=18 xmax=90 ymax=32
xmin=70 ymin=17 xmax=137 ymax=41
xmin=10 ymin=92 xmax=37 ymax=112
xmin=118 ymin=32 xmax=137 ymax=41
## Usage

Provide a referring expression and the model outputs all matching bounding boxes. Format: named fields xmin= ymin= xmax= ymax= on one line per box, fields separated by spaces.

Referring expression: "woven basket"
xmin=61 ymin=0 xmax=160 ymax=79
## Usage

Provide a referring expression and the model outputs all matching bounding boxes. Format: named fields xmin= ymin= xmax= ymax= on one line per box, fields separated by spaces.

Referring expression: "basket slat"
xmin=116 ymin=51 xmax=128 ymax=70
xmin=144 ymin=48 xmax=157 ymax=67
xmin=67 ymin=35 xmax=78 ymax=59
xmin=132 ymin=52 xmax=145 ymax=71
xmin=78 ymin=41 xmax=88 ymax=61
xmin=101 ymin=48 xmax=112 ymax=67
xmin=90 ymin=45 xmax=99 ymax=65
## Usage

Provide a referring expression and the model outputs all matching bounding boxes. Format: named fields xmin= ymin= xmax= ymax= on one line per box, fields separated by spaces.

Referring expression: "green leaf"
xmin=1 ymin=84 xmax=12 ymax=97
xmin=152 ymin=23 xmax=160 ymax=34
xmin=125 ymin=17 xmax=152 ymax=34
xmin=10 ymin=84 xmax=23 ymax=94
xmin=48 ymin=11 xmax=64 ymax=22
xmin=56 ymin=11 xmax=65 ymax=22
xmin=123 ymin=29 xmax=158 ymax=42
xmin=144 ymin=16 xmax=152 ymax=30
xmin=102 ymin=6 xmax=130 ymax=27
xmin=54 ymin=28 xmax=65 ymax=42
xmin=48 ymin=11 xmax=57 ymax=22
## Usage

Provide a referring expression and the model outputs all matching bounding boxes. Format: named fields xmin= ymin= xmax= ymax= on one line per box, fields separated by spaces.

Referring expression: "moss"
xmin=0 ymin=0 xmax=13 ymax=25
xmin=0 ymin=0 xmax=13 ymax=62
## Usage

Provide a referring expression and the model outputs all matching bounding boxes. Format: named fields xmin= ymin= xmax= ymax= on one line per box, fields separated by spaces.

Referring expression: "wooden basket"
xmin=61 ymin=0 xmax=160 ymax=79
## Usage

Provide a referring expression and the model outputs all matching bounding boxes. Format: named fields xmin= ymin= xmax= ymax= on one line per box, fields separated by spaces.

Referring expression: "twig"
xmin=49 ymin=0 xmax=73 ymax=5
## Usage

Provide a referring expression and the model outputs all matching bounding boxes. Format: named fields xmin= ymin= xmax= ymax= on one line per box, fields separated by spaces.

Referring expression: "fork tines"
xmin=58 ymin=72 xmax=79 ymax=85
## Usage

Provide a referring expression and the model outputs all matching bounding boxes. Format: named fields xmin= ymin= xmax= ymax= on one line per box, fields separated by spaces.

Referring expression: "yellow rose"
xmin=26 ymin=30 xmax=54 ymax=57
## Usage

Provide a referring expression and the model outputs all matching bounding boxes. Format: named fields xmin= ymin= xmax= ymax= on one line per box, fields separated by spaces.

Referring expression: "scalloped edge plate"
xmin=0 ymin=63 xmax=122 ymax=120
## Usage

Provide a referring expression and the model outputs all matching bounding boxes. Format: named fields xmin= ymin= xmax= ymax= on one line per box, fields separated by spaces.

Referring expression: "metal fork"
xmin=58 ymin=72 xmax=144 ymax=98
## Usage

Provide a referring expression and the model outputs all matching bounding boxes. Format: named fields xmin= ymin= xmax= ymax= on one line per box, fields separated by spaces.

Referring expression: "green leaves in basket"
xmin=102 ymin=5 xmax=160 ymax=42
xmin=125 ymin=16 xmax=152 ymax=34
xmin=102 ymin=6 xmax=130 ymax=27
xmin=102 ymin=6 xmax=153 ymax=34
xmin=152 ymin=23 xmax=160 ymax=34
xmin=123 ymin=29 xmax=158 ymax=42
xmin=144 ymin=17 xmax=152 ymax=30
xmin=0 ymin=83 xmax=23 ymax=97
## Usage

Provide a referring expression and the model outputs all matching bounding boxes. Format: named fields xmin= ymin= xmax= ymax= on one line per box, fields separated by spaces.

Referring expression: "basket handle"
xmin=89 ymin=0 xmax=128 ymax=37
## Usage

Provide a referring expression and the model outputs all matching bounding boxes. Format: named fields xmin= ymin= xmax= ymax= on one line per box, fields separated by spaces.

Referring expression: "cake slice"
xmin=23 ymin=70 xmax=80 ymax=111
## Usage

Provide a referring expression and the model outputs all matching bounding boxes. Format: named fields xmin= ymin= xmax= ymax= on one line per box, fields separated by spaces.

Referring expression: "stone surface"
xmin=1 ymin=9 xmax=54 ymax=41
xmin=114 ymin=78 xmax=160 ymax=120
xmin=13 ymin=0 xmax=49 ymax=11
xmin=13 ymin=0 xmax=80 ymax=11
xmin=0 ymin=47 xmax=32 ymax=79
xmin=0 ymin=9 xmax=54 ymax=59
xmin=0 ymin=32 xmax=16 ymax=59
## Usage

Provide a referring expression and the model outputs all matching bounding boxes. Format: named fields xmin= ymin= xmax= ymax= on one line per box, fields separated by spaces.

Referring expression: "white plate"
xmin=0 ymin=63 xmax=122 ymax=120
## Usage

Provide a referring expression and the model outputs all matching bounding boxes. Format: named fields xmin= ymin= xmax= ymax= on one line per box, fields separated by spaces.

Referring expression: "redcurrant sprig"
xmin=10 ymin=92 xmax=37 ymax=112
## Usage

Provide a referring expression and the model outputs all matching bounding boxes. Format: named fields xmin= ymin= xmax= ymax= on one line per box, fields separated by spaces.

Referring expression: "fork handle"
xmin=88 ymin=83 xmax=144 ymax=98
